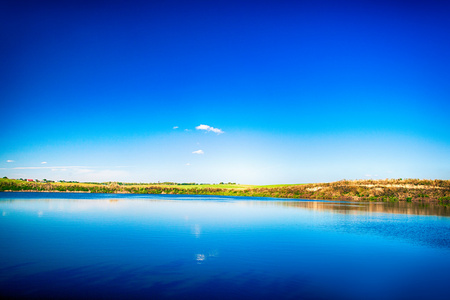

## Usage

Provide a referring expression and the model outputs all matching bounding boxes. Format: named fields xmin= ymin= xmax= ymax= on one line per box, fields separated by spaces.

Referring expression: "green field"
xmin=0 ymin=178 xmax=449 ymax=205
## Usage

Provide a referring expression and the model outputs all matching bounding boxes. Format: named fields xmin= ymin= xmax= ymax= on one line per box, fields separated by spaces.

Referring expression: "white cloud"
xmin=195 ymin=124 xmax=224 ymax=134
xmin=173 ymin=126 xmax=179 ymax=129
xmin=6 ymin=160 xmax=14 ymax=163
xmin=41 ymin=161 xmax=47 ymax=164
xmin=192 ymin=150 xmax=204 ymax=154
xmin=186 ymin=163 xmax=191 ymax=166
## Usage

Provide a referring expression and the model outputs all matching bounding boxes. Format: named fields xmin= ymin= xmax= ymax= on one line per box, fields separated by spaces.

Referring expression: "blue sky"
xmin=1 ymin=0 xmax=449 ymax=184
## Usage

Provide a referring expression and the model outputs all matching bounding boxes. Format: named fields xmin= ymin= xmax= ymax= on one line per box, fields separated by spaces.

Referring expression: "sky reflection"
xmin=0 ymin=193 xmax=449 ymax=299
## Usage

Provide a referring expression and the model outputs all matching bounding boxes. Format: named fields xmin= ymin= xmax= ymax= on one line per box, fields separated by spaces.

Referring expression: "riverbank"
xmin=1 ymin=178 xmax=449 ymax=205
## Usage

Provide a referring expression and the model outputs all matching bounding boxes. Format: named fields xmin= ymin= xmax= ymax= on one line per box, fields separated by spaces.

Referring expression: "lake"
xmin=1 ymin=192 xmax=449 ymax=299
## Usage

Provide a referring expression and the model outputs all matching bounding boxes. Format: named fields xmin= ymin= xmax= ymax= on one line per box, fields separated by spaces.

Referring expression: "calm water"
xmin=1 ymin=192 xmax=449 ymax=300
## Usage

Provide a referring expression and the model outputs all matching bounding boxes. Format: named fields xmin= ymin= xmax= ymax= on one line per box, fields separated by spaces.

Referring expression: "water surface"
xmin=1 ymin=192 xmax=449 ymax=299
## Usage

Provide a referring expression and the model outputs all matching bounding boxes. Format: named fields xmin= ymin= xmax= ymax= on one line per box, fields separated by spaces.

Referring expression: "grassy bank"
xmin=1 ymin=178 xmax=449 ymax=205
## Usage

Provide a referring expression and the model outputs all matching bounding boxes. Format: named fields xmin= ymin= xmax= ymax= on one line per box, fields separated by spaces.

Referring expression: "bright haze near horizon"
xmin=1 ymin=0 xmax=449 ymax=185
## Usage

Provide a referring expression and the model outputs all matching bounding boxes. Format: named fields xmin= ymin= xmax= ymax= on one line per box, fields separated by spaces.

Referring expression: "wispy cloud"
xmin=6 ymin=160 xmax=14 ymax=163
xmin=80 ymin=169 xmax=130 ymax=182
xmin=41 ymin=161 xmax=47 ymax=164
xmin=7 ymin=165 xmax=131 ymax=170
xmin=73 ymin=168 xmax=94 ymax=174
xmin=2 ymin=164 xmax=131 ymax=182
xmin=173 ymin=126 xmax=179 ymax=129
xmin=12 ymin=166 xmax=89 ymax=170
xmin=195 ymin=124 xmax=224 ymax=134
xmin=192 ymin=150 xmax=204 ymax=154
xmin=186 ymin=163 xmax=191 ymax=166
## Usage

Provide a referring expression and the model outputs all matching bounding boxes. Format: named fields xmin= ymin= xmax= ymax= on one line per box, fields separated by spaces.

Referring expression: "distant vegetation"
xmin=0 ymin=178 xmax=449 ymax=206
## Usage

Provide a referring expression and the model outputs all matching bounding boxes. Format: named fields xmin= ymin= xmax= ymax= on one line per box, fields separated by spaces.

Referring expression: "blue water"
xmin=1 ymin=192 xmax=449 ymax=299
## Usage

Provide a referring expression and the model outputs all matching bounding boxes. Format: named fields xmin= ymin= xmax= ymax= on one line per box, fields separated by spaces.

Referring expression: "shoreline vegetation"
xmin=1 ymin=178 xmax=449 ymax=206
